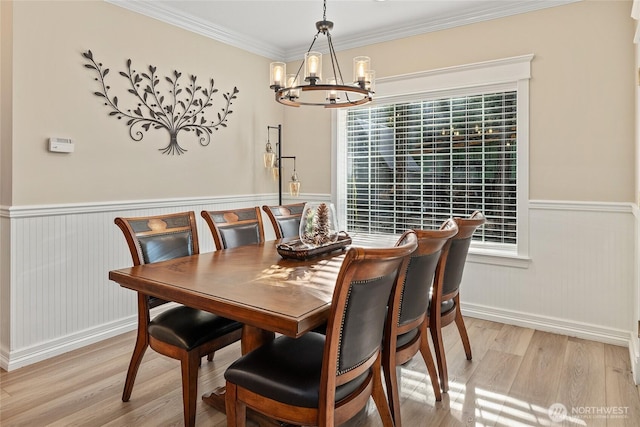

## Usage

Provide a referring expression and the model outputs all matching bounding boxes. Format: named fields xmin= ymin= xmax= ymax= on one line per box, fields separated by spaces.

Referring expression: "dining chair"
xmin=261 ymin=202 xmax=306 ymax=238
xmin=223 ymin=232 xmax=418 ymax=427
xmin=114 ymin=211 xmax=243 ymax=427
xmin=201 ymin=206 xmax=265 ymax=250
xmin=430 ymin=211 xmax=486 ymax=392
xmin=382 ymin=220 xmax=459 ymax=427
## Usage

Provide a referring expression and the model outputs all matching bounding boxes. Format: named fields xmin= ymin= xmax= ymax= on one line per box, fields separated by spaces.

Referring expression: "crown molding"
xmin=107 ymin=0 xmax=579 ymax=61
xmin=285 ymin=0 xmax=580 ymax=61
xmin=105 ymin=0 xmax=285 ymax=59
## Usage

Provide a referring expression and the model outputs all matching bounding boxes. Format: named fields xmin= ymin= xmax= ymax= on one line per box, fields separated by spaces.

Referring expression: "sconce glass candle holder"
xmin=289 ymin=171 xmax=301 ymax=197
xmin=264 ymin=141 xmax=276 ymax=168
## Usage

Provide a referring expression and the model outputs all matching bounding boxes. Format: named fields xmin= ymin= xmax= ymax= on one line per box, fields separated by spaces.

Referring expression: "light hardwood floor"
xmin=2 ymin=318 xmax=640 ymax=426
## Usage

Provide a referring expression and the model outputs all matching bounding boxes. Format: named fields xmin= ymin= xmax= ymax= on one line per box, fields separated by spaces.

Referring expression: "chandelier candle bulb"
xmin=326 ymin=79 xmax=339 ymax=102
xmin=353 ymin=56 xmax=370 ymax=86
xmin=270 ymin=62 xmax=286 ymax=89
xmin=286 ymin=74 xmax=300 ymax=99
xmin=365 ymin=70 xmax=376 ymax=92
xmin=305 ymin=52 xmax=322 ymax=83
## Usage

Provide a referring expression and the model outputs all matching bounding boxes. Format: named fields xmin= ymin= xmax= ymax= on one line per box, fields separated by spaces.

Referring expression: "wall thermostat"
xmin=49 ymin=137 xmax=74 ymax=153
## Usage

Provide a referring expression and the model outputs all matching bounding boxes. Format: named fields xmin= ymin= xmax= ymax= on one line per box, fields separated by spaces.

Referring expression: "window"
xmin=335 ymin=55 xmax=532 ymax=263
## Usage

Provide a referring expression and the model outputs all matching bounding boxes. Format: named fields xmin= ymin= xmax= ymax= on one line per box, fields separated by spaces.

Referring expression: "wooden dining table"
xmin=109 ymin=237 xmax=387 ymax=420
xmin=109 ymin=239 xmax=348 ymax=349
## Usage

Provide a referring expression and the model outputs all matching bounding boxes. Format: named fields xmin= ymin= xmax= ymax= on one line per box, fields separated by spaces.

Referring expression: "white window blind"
xmin=344 ymin=90 xmax=517 ymax=245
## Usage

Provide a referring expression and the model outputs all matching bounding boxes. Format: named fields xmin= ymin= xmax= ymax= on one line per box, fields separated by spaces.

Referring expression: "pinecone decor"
xmin=313 ymin=203 xmax=332 ymax=245
xmin=299 ymin=202 xmax=338 ymax=247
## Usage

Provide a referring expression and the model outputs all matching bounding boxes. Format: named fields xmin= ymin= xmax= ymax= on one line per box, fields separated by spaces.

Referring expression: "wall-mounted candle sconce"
xmin=264 ymin=125 xmax=300 ymax=205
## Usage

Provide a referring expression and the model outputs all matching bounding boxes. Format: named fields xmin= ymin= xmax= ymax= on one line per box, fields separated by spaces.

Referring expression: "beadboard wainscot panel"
xmin=632 ymin=202 xmax=640 ymax=384
xmin=1 ymin=209 xmax=10 ymax=369
xmin=1 ymin=194 xmax=329 ymax=371
xmin=461 ymin=200 xmax=634 ymax=348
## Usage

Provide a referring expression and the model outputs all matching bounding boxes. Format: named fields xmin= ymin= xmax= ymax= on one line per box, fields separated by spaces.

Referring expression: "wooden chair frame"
xmin=114 ymin=211 xmax=242 ymax=427
xmin=383 ymin=220 xmax=459 ymax=426
xmin=430 ymin=211 xmax=486 ymax=392
xmin=225 ymin=234 xmax=418 ymax=427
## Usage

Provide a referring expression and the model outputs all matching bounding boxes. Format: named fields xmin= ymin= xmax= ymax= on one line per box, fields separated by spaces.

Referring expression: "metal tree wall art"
xmin=82 ymin=50 xmax=239 ymax=155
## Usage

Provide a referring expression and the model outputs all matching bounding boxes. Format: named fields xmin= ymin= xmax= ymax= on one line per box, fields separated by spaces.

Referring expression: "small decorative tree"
xmin=82 ymin=50 xmax=239 ymax=155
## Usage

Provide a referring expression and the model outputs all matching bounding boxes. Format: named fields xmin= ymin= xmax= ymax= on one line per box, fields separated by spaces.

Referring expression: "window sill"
xmin=350 ymin=232 xmax=531 ymax=268
xmin=468 ymin=248 xmax=531 ymax=268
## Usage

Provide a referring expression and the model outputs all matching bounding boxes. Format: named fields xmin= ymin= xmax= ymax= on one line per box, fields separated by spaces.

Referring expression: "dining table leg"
xmin=240 ymin=325 xmax=275 ymax=355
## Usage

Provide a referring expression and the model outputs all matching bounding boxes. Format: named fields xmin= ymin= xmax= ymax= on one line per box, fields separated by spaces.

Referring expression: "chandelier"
xmin=269 ymin=0 xmax=375 ymax=108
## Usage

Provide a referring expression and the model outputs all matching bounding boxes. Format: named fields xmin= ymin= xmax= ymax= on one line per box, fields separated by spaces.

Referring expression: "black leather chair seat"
xmin=149 ymin=306 xmax=242 ymax=351
xmin=396 ymin=328 xmax=419 ymax=349
xmin=428 ymin=299 xmax=455 ymax=317
xmin=224 ymin=332 xmax=368 ymax=408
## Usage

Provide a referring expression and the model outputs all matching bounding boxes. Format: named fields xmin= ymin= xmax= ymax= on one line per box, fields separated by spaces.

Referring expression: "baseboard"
xmin=1 ymin=316 xmax=137 ymax=371
xmin=630 ymin=336 xmax=640 ymax=385
xmin=462 ymin=302 xmax=631 ymax=347
xmin=0 ymin=303 xmax=180 ymax=372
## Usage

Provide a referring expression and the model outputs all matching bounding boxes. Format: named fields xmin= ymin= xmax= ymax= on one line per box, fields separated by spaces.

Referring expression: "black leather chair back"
xmin=439 ymin=211 xmax=486 ymax=298
xmin=399 ymin=251 xmax=441 ymax=324
xmin=138 ymin=232 xmax=194 ymax=263
xmin=218 ymin=223 xmax=261 ymax=249
xmin=279 ymin=217 xmax=302 ymax=238
xmin=123 ymin=214 xmax=197 ymax=262
xmin=262 ymin=203 xmax=305 ymax=239
xmin=201 ymin=207 xmax=265 ymax=250
xmin=115 ymin=212 xmax=200 ymax=309
xmin=338 ymin=270 xmax=398 ymax=374
xmin=441 ymin=237 xmax=472 ymax=296
xmin=327 ymin=233 xmax=418 ymax=377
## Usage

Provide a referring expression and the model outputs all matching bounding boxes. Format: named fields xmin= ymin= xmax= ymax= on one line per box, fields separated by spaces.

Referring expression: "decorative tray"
xmin=277 ymin=232 xmax=352 ymax=260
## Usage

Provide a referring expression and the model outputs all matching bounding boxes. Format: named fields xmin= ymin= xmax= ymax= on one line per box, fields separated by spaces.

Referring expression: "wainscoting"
xmin=0 ymin=197 xmax=636 ymax=372
xmin=0 ymin=194 xmax=327 ymax=371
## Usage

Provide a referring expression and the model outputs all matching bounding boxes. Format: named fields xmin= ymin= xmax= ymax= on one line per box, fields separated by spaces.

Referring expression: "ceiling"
xmin=109 ymin=0 xmax=577 ymax=61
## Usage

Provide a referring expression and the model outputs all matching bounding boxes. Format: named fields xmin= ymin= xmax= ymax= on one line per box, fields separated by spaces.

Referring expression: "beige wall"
xmin=0 ymin=0 xmax=12 ymax=363
xmin=1 ymin=1 xmax=12 ymax=206
xmin=287 ymin=0 xmax=636 ymax=202
xmin=9 ymin=0 xmax=282 ymax=206
xmin=6 ymin=0 xmax=635 ymax=204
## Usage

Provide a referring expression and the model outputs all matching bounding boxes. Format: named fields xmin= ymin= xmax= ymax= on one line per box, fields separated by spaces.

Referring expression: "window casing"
xmin=334 ymin=55 xmax=532 ymax=266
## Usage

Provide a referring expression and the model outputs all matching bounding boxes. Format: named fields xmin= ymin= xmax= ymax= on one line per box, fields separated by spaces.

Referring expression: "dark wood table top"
xmin=108 ymin=240 xmax=347 ymax=338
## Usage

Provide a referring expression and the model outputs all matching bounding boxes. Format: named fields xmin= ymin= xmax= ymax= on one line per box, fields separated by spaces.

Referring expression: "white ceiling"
xmin=109 ymin=0 xmax=578 ymax=61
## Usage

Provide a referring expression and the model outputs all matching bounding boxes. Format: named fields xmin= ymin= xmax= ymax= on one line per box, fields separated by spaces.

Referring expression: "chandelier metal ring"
xmin=275 ymin=84 xmax=372 ymax=108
